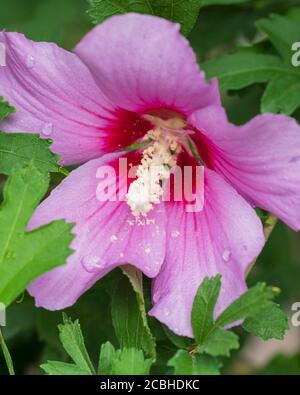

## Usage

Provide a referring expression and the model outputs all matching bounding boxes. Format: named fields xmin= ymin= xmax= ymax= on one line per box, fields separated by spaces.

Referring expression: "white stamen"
xmin=126 ymin=128 xmax=181 ymax=217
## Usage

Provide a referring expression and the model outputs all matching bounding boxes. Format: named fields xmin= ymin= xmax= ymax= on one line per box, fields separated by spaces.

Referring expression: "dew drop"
xmin=81 ymin=255 xmax=103 ymax=273
xmin=222 ymin=249 xmax=231 ymax=262
xmin=110 ymin=234 xmax=118 ymax=242
xmin=26 ymin=55 xmax=35 ymax=68
xmin=145 ymin=247 xmax=151 ymax=254
xmin=171 ymin=229 xmax=180 ymax=238
xmin=42 ymin=122 xmax=53 ymax=136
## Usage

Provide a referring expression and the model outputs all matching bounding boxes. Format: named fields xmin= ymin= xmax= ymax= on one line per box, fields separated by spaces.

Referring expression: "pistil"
xmin=126 ymin=127 xmax=181 ymax=217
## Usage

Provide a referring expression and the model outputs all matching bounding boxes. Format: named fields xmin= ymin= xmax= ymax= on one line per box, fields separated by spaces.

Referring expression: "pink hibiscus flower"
xmin=1 ymin=14 xmax=300 ymax=337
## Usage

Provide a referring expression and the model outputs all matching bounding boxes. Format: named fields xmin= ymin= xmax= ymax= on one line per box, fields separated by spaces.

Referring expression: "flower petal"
xmin=149 ymin=168 xmax=265 ymax=337
xmin=189 ymin=106 xmax=300 ymax=230
xmin=75 ymin=13 xmax=220 ymax=115
xmin=0 ymin=31 xmax=144 ymax=165
xmin=27 ymin=152 xmax=166 ymax=310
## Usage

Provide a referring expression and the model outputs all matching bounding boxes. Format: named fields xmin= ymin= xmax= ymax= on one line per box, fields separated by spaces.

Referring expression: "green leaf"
xmin=255 ymin=14 xmax=300 ymax=114
xmin=168 ymin=350 xmax=220 ymax=375
xmin=256 ymin=14 xmax=300 ymax=62
xmin=0 ymin=97 xmax=16 ymax=121
xmin=191 ymin=275 xmax=221 ymax=344
xmin=202 ymin=328 xmax=239 ymax=357
xmin=57 ymin=314 xmax=95 ymax=374
xmin=0 ymin=166 xmax=74 ymax=306
xmin=202 ymin=14 xmax=300 ymax=115
xmin=202 ymin=52 xmax=283 ymax=91
xmin=243 ymin=305 xmax=289 ymax=340
xmin=98 ymin=342 xmax=153 ymax=375
xmin=112 ymin=348 xmax=152 ymax=375
xmin=191 ymin=278 xmax=286 ymax=355
xmin=215 ymin=283 xmax=275 ymax=328
xmin=112 ymin=266 xmax=156 ymax=359
xmin=0 ymin=132 xmax=62 ymax=175
xmin=87 ymin=0 xmax=202 ymax=36
xmin=41 ymin=361 xmax=90 ymax=375
xmin=261 ymin=73 xmax=300 ymax=115
xmin=98 ymin=341 xmax=116 ymax=375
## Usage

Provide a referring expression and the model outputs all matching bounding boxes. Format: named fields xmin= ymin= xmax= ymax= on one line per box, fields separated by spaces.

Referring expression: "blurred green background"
xmin=0 ymin=0 xmax=300 ymax=375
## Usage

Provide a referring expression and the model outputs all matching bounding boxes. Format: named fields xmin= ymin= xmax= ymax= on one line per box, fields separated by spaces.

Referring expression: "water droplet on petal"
xmin=26 ymin=55 xmax=35 ymax=68
xmin=42 ymin=122 xmax=53 ymax=136
xmin=119 ymin=252 xmax=124 ymax=258
xmin=81 ymin=255 xmax=103 ymax=273
xmin=222 ymin=249 xmax=231 ymax=262
xmin=145 ymin=247 xmax=151 ymax=254
xmin=110 ymin=234 xmax=118 ymax=242
xmin=171 ymin=229 xmax=180 ymax=238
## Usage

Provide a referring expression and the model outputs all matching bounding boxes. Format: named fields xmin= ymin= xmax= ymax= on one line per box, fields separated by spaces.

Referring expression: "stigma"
xmin=126 ymin=127 xmax=182 ymax=218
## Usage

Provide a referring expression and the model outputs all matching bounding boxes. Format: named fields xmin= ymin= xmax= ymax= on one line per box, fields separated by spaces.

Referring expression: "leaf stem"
xmin=0 ymin=328 xmax=15 ymax=375
xmin=246 ymin=214 xmax=278 ymax=277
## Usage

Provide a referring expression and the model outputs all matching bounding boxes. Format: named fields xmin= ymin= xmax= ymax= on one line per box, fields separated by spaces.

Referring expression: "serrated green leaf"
xmin=98 ymin=341 xmax=116 ymax=375
xmin=168 ymin=350 xmax=220 ymax=375
xmin=0 ymin=132 xmax=62 ymax=175
xmin=0 ymin=166 xmax=74 ymax=306
xmin=0 ymin=97 xmax=16 ymax=121
xmin=202 ymin=328 xmax=239 ymax=357
xmin=202 ymin=52 xmax=283 ymax=91
xmin=57 ymin=315 xmax=95 ymax=374
xmin=191 ymin=275 xmax=221 ymax=344
xmin=256 ymin=14 xmax=300 ymax=62
xmin=261 ymin=73 xmax=300 ymax=115
xmin=112 ymin=348 xmax=152 ymax=375
xmin=41 ymin=361 xmax=90 ymax=375
xmin=243 ymin=305 xmax=289 ymax=340
xmin=87 ymin=0 xmax=202 ymax=36
xmin=216 ymin=283 xmax=274 ymax=328
xmin=191 ymin=277 xmax=286 ymax=353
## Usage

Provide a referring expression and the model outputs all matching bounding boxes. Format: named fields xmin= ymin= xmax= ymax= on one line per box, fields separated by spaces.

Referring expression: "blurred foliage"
xmin=0 ymin=0 xmax=91 ymax=49
xmin=256 ymin=352 xmax=300 ymax=374
xmin=0 ymin=0 xmax=300 ymax=375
